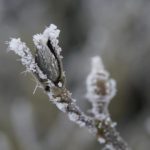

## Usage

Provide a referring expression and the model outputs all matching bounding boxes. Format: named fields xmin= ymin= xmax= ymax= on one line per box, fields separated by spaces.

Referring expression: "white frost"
xmin=8 ymin=38 xmax=36 ymax=72
xmin=76 ymin=120 xmax=86 ymax=127
xmin=8 ymin=38 xmax=47 ymax=80
xmin=91 ymin=56 xmax=109 ymax=79
xmin=33 ymin=24 xmax=62 ymax=55
xmin=68 ymin=112 xmax=79 ymax=122
xmin=86 ymin=56 xmax=117 ymax=118
xmin=98 ymin=137 xmax=106 ymax=144
xmin=55 ymin=102 xmax=68 ymax=112
xmin=43 ymin=24 xmax=60 ymax=40
xmin=103 ymin=144 xmax=115 ymax=150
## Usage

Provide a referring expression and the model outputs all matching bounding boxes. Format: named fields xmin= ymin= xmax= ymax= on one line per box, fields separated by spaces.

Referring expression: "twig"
xmin=7 ymin=24 xmax=130 ymax=150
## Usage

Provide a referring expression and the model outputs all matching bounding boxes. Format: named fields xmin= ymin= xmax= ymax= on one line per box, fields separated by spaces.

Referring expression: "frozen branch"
xmin=7 ymin=24 xmax=130 ymax=150
xmin=86 ymin=56 xmax=116 ymax=119
xmin=86 ymin=57 xmax=128 ymax=150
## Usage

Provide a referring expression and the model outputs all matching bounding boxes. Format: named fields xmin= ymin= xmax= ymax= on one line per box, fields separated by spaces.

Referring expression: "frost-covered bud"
xmin=33 ymin=24 xmax=65 ymax=87
xmin=86 ymin=56 xmax=116 ymax=101
xmin=35 ymin=39 xmax=62 ymax=85
xmin=86 ymin=56 xmax=117 ymax=117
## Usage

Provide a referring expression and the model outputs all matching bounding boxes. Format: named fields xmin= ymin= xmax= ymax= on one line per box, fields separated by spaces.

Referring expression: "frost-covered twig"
xmin=86 ymin=56 xmax=116 ymax=119
xmin=8 ymin=24 xmax=130 ymax=150
xmin=86 ymin=57 xmax=128 ymax=150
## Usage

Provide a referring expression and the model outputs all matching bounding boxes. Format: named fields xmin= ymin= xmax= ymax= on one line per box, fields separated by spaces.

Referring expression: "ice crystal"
xmin=8 ymin=38 xmax=36 ymax=72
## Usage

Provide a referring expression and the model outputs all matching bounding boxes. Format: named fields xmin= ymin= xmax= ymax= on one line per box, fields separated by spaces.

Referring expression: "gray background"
xmin=0 ymin=0 xmax=150 ymax=149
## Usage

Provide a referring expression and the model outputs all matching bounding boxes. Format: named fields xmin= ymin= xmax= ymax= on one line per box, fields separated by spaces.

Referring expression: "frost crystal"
xmin=55 ymin=102 xmax=68 ymax=112
xmin=68 ymin=112 xmax=79 ymax=122
xmin=86 ymin=56 xmax=116 ymax=101
xmin=98 ymin=137 xmax=106 ymax=144
xmin=76 ymin=120 xmax=86 ymax=127
xmin=86 ymin=56 xmax=117 ymax=118
xmin=8 ymin=38 xmax=47 ymax=80
xmin=33 ymin=24 xmax=61 ymax=55
xmin=103 ymin=144 xmax=115 ymax=150
xmin=8 ymin=38 xmax=36 ymax=72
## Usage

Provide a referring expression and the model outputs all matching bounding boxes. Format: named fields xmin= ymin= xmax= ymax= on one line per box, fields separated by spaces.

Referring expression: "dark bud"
xmin=35 ymin=39 xmax=63 ymax=86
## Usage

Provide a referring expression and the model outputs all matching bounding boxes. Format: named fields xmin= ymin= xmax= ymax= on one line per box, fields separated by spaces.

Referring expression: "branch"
xmin=7 ymin=24 xmax=130 ymax=150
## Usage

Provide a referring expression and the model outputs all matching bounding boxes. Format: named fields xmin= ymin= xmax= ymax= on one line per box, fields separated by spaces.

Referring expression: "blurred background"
xmin=0 ymin=0 xmax=150 ymax=149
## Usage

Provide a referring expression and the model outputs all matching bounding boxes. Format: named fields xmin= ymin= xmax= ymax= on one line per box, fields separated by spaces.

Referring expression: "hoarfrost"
xmin=55 ymin=102 xmax=68 ymax=112
xmin=98 ymin=137 xmax=106 ymax=144
xmin=8 ymin=38 xmax=36 ymax=72
xmin=68 ymin=112 xmax=79 ymax=122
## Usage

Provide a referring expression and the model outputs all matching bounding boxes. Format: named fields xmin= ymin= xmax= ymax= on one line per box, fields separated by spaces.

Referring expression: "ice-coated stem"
xmin=8 ymin=24 xmax=130 ymax=150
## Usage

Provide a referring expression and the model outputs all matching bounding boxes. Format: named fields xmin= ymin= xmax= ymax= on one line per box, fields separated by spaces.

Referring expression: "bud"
xmin=35 ymin=39 xmax=63 ymax=86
